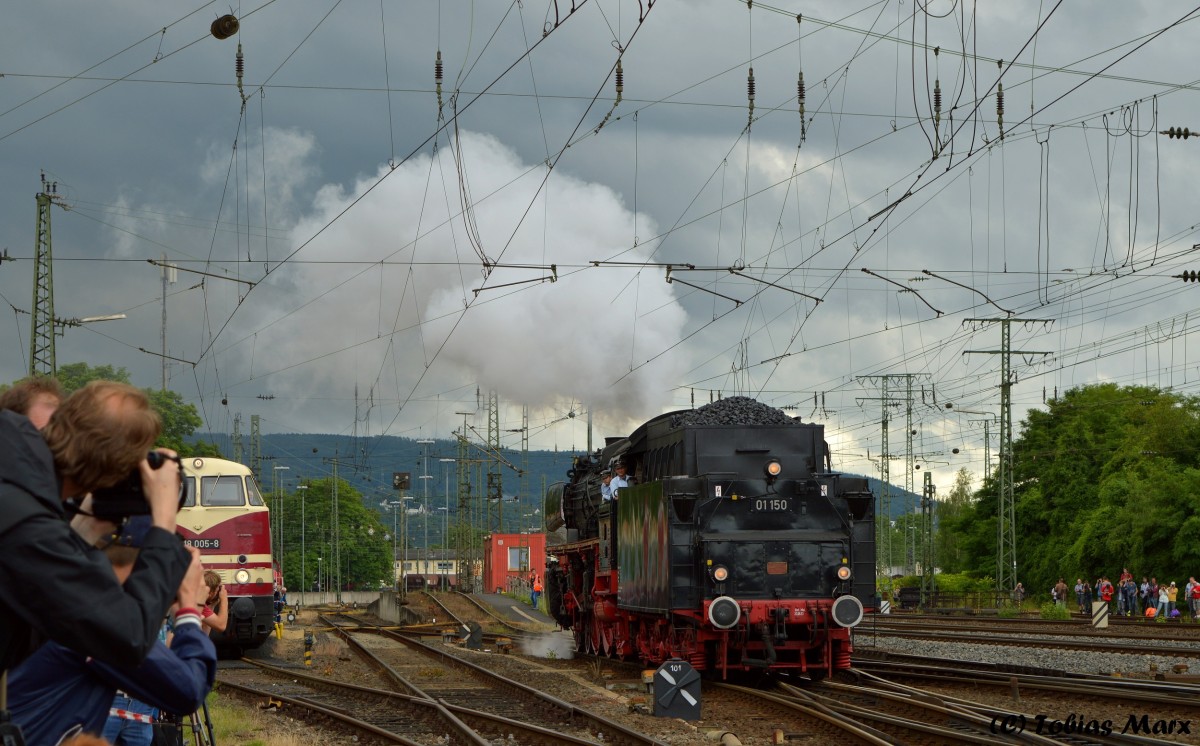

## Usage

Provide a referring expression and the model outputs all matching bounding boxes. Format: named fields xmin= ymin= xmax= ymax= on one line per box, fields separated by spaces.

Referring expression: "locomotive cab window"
xmin=246 ymin=477 xmax=265 ymax=506
xmin=182 ymin=476 xmax=197 ymax=507
xmin=201 ymin=475 xmax=247 ymax=506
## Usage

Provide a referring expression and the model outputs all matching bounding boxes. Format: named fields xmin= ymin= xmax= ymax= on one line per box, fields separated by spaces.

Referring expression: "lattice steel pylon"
xmin=29 ymin=176 xmax=63 ymax=377
xmin=519 ymin=405 xmax=529 ymax=506
xmin=919 ymin=471 xmax=936 ymax=604
xmin=965 ymin=318 xmax=1051 ymax=594
xmin=455 ymin=418 xmax=478 ymax=593
xmin=232 ymin=413 xmax=244 ymax=464
xmin=251 ymin=414 xmax=262 ymax=482
xmin=858 ymin=374 xmax=926 ymax=577
xmin=486 ymin=390 xmax=503 ymax=532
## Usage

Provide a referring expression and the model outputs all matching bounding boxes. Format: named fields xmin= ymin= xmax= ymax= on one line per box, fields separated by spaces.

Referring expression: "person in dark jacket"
xmin=0 ymin=380 xmax=191 ymax=672
xmin=7 ymin=516 xmax=215 ymax=746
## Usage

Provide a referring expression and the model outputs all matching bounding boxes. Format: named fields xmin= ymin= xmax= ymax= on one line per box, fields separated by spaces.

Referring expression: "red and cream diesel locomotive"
xmin=543 ymin=397 xmax=875 ymax=680
xmin=176 ymin=457 xmax=275 ymax=652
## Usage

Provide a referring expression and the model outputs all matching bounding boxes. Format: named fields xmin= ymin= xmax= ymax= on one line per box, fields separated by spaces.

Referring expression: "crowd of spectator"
xmin=1034 ymin=567 xmax=1200 ymax=619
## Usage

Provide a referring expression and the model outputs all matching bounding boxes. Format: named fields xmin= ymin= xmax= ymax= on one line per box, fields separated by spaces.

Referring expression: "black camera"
xmin=91 ymin=451 xmax=188 ymax=522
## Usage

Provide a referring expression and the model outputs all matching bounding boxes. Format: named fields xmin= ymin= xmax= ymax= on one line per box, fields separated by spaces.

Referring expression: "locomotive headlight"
xmin=764 ymin=459 xmax=782 ymax=481
xmin=708 ymin=596 xmax=741 ymax=629
xmin=836 ymin=565 xmax=852 ymax=581
xmin=235 ymin=569 xmax=251 ymax=584
xmin=831 ymin=595 xmax=864 ymax=628
xmin=712 ymin=566 xmax=729 ymax=582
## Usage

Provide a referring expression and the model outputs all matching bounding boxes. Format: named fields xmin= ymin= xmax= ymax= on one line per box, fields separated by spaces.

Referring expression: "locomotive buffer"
xmin=654 ymin=658 xmax=701 ymax=720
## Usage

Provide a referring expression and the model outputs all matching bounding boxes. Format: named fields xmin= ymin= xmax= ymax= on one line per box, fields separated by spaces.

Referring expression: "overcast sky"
xmin=3 ymin=1 xmax=1200 ymax=496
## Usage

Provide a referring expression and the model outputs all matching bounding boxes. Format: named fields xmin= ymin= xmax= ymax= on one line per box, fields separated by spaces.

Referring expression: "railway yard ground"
xmin=208 ymin=600 xmax=1200 ymax=745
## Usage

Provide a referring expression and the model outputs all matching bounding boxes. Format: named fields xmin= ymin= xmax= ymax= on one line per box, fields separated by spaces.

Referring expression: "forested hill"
xmin=193 ymin=431 xmax=913 ymax=520
xmin=937 ymin=383 xmax=1200 ymax=596
xmin=195 ymin=432 xmax=577 ymax=524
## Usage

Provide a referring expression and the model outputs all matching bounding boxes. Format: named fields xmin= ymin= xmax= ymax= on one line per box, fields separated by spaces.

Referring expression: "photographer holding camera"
xmin=0 ymin=380 xmax=191 ymax=673
xmin=7 ymin=517 xmax=215 ymax=746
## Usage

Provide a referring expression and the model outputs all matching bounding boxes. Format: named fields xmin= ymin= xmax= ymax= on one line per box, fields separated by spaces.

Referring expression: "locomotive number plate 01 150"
xmin=750 ymin=497 xmax=792 ymax=512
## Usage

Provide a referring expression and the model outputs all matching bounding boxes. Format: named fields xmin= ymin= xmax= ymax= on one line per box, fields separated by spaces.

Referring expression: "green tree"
xmin=949 ymin=383 xmax=1200 ymax=598
xmin=13 ymin=362 xmax=221 ymax=456
xmin=56 ymin=362 xmax=131 ymax=392
xmin=935 ymin=468 xmax=975 ymax=573
xmin=277 ymin=478 xmax=392 ymax=592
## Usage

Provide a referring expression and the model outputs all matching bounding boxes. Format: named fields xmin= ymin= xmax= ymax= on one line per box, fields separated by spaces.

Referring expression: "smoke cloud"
xmin=214 ymin=129 xmax=691 ymax=435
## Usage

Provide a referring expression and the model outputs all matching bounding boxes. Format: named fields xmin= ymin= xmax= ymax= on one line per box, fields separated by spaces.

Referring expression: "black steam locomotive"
xmin=543 ymin=397 xmax=875 ymax=679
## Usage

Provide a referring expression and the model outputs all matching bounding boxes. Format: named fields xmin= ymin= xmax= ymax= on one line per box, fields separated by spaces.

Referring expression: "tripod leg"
xmin=201 ymin=700 xmax=215 ymax=746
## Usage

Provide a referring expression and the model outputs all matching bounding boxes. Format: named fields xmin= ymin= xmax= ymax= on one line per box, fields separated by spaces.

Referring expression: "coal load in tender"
xmin=669 ymin=395 xmax=799 ymax=428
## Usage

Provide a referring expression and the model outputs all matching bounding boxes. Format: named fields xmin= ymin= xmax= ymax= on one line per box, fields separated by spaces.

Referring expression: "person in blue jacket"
xmin=7 ymin=516 xmax=216 ymax=746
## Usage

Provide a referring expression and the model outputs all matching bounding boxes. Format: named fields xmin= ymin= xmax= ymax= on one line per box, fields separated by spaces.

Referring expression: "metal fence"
xmin=893 ymin=588 xmax=1013 ymax=611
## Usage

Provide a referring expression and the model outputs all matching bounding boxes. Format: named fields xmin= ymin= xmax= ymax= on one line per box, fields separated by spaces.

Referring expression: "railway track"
xmin=420 ymin=589 xmax=532 ymax=633
xmin=797 ymin=675 xmax=1180 ymax=745
xmin=849 ymin=652 xmax=1200 ymax=714
xmin=865 ymin=614 xmax=1200 ymax=642
xmin=325 ymin=614 xmax=662 ymax=744
xmin=860 ymin=618 xmax=1200 ymax=658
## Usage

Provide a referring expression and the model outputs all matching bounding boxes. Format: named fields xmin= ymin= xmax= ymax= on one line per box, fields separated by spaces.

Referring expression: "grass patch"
xmin=1039 ymin=602 xmax=1071 ymax=621
xmin=206 ymin=688 xmax=307 ymax=746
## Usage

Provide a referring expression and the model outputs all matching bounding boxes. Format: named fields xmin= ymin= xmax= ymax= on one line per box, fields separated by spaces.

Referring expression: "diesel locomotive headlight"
xmin=712 ymin=566 xmax=729 ymax=582
xmin=764 ymin=459 xmax=782 ymax=481
xmin=836 ymin=565 xmax=852 ymax=581
xmin=235 ymin=569 xmax=251 ymax=584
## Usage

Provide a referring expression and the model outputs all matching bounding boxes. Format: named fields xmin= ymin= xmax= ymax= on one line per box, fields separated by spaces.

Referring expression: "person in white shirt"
xmin=610 ymin=461 xmax=630 ymax=499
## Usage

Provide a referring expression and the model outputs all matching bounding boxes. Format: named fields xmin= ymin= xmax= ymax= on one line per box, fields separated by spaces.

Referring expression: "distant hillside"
xmin=192 ymin=432 xmax=919 ymax=522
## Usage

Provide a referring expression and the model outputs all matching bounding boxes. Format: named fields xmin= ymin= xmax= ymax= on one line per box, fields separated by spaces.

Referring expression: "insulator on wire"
xmin=435 ymin=50 xmax=444 ymax=112
xmin=211 ymin=14 xmax=239 ymax=40
xmin=995 ymin=59 xmax=1004 ymax=140
xmin=996 ymin=82 xmax=1005 ymax=140
xmin=933 ymin=46 xmax=941 ymax=133
xmin=236 ymin=42 xmax=245 ymax=101
xmin=797 ymin=70 xmax=806 ymax=139
xmin=1180 ymin=270 xmax=1200 ymax=282
xmin=747 ymin=67 xmax=755 ymax=126
xmin=933 ymin=79 xmax=942 ymax=129
xmin=1161 ymin=126 xmax=1194 ymax=140
xmin=592 ymin=57 xmax=624 ymax=134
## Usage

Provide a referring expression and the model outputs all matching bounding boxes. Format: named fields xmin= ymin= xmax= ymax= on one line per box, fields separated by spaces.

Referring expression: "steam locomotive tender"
xmin=543 ymin=398 xmax=875 ymax=679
